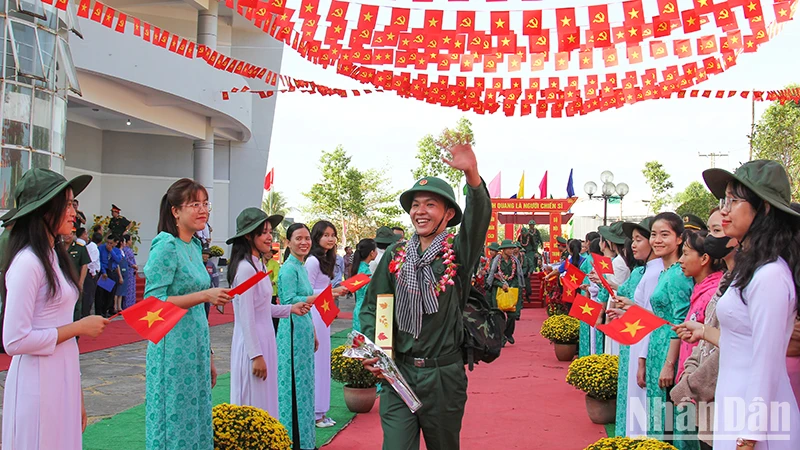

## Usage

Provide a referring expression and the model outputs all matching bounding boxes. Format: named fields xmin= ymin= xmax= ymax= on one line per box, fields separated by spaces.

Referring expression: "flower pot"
xmin=343 ymin=385 xmax=377 ymax=413
xmin=585 ymin=395 xmax=616 ymax=424
xmin=554 ymin=343 xmax=577 ymax=361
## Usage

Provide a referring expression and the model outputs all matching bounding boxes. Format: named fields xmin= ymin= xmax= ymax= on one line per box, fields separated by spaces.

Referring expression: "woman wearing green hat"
xmin=142 ymin=178 xmax=232 ymax=450
xmin=1 ymin=169 xmax=109 ymax=450
xmin=675 ymin=160 xmax=800 ymax=449
xmin=226 ymin=208 xmax=311 ymax=419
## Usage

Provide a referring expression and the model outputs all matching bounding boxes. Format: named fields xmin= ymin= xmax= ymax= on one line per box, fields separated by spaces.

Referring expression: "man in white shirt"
xmin=81 ymin=229 xmax=102 ymax=318
xmin=369 ymin=226 xmax=401 ymax=273
xmin=196 ymin=222 xmax=212 ymax=249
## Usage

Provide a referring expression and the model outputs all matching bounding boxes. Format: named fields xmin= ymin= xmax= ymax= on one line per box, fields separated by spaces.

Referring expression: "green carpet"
xmin=83 ymin=329 xmax=357 ymax=449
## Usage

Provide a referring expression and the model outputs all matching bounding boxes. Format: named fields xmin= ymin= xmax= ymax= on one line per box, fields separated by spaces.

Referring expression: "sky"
xmin=263 ymin=1 xmax=800 ymax=225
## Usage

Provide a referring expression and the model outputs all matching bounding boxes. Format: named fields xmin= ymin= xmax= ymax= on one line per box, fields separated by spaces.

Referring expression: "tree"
xmin=303 ymin=146 xmax=403 ymax=246
xmin=674 ymin=181 xmax=717 ymax=222
xmin=642 ymin=161 xmax=674 ymax=214
xmin=261 ymin=190 xmax=291 ymax=238
xmin=411 ymin=117 xmax=475 ymax=192
xmin=751 ymin=84 xmax=800 ymax=201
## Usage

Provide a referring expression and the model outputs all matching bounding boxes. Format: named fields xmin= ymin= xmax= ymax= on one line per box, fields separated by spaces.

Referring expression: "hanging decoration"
xmin=227 ymin=0 xmax=797 ymax=116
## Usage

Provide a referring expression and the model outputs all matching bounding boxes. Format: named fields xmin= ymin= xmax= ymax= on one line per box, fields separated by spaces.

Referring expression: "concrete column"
xmin=197 ymin=1 xmax=218 ymax=50
xmin=194 ymin=5 xmax=218 ymax=208
xmin=193 ymin=122 xmax=215 ymax=207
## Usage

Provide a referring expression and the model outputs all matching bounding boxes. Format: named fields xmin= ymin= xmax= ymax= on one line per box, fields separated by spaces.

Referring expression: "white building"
xmin=1 ymin=0 xmax=282 ymax=262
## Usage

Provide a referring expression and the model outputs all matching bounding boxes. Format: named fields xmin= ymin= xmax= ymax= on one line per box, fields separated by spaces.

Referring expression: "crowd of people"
xmin=1 ymin=152 xmax=799 ymax=450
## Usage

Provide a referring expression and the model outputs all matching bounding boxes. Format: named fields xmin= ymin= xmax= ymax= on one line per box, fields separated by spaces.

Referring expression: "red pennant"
xmin=228 ymin=271 xmax=270 ymax=296
xmin=562 ymin=262 xmax=584 ymax=289
xmin=121 ymin=297 xmax=188 ymax=344
xmin=596 ymin=305 xmax=668 ymax=345
xmin=314 ymin=285 xmax=340 ymax=327
xmin=341 ymin=273 xmax=371 ymax=293
xmin=593 ymin=255 xmax=614 ymax=276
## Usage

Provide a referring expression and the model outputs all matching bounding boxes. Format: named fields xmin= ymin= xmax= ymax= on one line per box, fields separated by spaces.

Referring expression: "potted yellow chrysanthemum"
xmin=566 ymin=354 xmax=619 ymax=424
xmin=540 ymin=315 xmax=580 ymax=361
xmin=331 ymin=344 xmax=379 ymax=413
xmin=584 ymin=437 xmax=677 ymax=449
xmin=212 ymin=403 xmax=291 ymax=449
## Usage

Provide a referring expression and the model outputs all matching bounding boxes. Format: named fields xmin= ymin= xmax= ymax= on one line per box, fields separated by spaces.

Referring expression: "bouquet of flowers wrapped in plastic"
xmin=343 ymin=331 xmax=423 ymax=413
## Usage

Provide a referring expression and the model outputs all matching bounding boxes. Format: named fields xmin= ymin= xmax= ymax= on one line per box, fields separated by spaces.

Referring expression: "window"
xmin=16 ymin=0 xmax=48 ymax=21
xmin=9 ymin=20 xmax=45 ymax=80
xmin=64 ymin=0 xmax=82 ymax=38
xmin=32 ymin=89 xmax=51 ymax=150
xmin=51 ymin=95 xmax=65 ymax=155
xmin=31 ymin=150 xmax=49 ymax=169
xmin=57 ymin=38 xmax=79 ymax=94
xmin=0 ymin=147 xmax=30 ymax=209
xmin=36 ymin=28 xmax=55 ymax=87
xmin=2 ymin=83 xmax=32 ymax=146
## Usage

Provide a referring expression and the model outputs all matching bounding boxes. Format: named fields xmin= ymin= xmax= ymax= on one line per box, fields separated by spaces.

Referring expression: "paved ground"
xmin=0 ymin=293 xmax=356 ymax=427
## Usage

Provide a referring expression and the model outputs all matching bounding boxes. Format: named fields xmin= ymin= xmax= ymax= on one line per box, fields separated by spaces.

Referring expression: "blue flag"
xmin=510 ymin=194 xmax=517 ymax=199
xmin=566 ymin=169 xmax=575 ymax=198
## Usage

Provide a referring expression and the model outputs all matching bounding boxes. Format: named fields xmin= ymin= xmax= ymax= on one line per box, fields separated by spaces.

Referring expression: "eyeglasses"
xmin=183 ymin=201 xmax=212 ymax=212
xmin=719 ymin=197 xmax=745 ymax=212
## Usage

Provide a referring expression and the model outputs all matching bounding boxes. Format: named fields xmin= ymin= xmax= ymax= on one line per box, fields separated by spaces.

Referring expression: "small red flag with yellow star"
xmin=121 ymin=297 xmax=188 ymax=344
xmin=597 ymin=305 xmax=668 ymax=345
xmin=568 ymin=294 xmax=602 ymax=326
xmin=562 ymin=262 xmax=585 ymax=290
xmin=592 ymin=255 xmax=614 ymax=276
xmin=314 ymin=285 xmax=339 ymax=327
xmin=341 ymin=273 xmax=371 ymax=293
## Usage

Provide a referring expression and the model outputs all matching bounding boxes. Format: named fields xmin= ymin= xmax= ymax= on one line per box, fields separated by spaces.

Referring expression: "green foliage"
xmin=303 ymin=146 xmax=403 ymax=246
xmin=751 ymin=84 xmax=800 ymax=201
xmin=641 ymin=161 xmax=674 ymax=214
xmin=261 ymin=190 xmax=292 ymax=239
xmin=537 ymin=225 xmax=550 ymax=243
xmin=411 ymin=117 xmax=475 ymax=190
xmin=674 ymin=181 xmax=718 ymax=222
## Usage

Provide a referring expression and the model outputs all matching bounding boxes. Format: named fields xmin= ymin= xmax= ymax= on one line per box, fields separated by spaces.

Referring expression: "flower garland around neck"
xmin=497 ymin=256 xmax=517 ymax=281
xmin=389 ymin=234 xmax=457 ymax=296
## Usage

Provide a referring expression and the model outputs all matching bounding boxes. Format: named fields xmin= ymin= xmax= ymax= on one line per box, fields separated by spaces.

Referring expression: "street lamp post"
xmin=583 ymin=171 xmax=629 ymax=226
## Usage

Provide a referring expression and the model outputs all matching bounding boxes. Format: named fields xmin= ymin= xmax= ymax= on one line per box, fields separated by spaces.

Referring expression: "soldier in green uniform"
xmin=519 ymin=220 xmax=542 ymax=271
xmin=107 ymin=204 xmax=132 ymax=238
xmin=360 ymin=143 xmax=491 ymax=450
xmin=486 ymin=240 xmax=525 ymax=344
xmin=64 ymin=228 xmax=91 ymax=321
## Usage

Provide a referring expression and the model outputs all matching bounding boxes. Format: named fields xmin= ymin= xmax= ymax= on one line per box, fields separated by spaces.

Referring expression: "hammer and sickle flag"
xmin=522 ymin=10 xmax=542 ymax=35
xmin=342 ymin=273 xmax=371 ymax=293
xmin=457 ymin=11 xmax=475 ymax=32
xmin=588 ymin=5 xmax=608 ymax=30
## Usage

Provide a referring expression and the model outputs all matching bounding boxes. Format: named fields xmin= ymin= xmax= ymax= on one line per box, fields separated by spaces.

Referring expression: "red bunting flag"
xmin=121 ymin=297 xmax=188 ymax=344
xmin=77 ymin=0 xmax=91 ymax=18
xmin=314 ymin=285 xmax=340 ymax=326
xmin=596 ymin=305 xmax=668 ymax=345
xmin=228 ymin=271 xmax=270 ymax=297
xmin=341 ymin=273 xmax=371 ymax=293
xmin=568 ymin=294 xmax=602 ymax=326
xmin=264 ymin=168 xmax=275 ymax=191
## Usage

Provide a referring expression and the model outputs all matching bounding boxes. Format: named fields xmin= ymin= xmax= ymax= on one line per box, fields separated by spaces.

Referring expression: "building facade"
xmin=1 ymin=0 xmax=282 ymax=263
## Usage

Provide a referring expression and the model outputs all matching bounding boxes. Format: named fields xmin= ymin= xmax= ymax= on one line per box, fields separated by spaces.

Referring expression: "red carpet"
xmin=324 ymin=309 xmax=606 ymax=449
xmin=0 ymin=308 xmax=234 ymax=372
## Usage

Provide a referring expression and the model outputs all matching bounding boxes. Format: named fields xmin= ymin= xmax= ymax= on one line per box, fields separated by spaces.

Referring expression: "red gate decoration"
xmin=488 ymin=197 xmax=577 ymax=260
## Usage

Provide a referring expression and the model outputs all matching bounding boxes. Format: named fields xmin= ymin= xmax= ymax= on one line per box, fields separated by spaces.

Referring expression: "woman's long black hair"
xmin=621 ymin=238 xmax=639 ymax=270
xmin=284 ymin=223 xmax=310 ymax=262
xmin=309 ymin=220 xmax=338 ymax=279
xmin=589 ymin=237 xmax=602 ymax=256
xmin=351 ymin=239 xmax=377 ymax=277
xmin=1 ymin=190 xmax=78 ymax=298
xmin=726 ymin=181 xmax=800 ymax=311
xmin=227 ymin=221 xmax=268 ymax=286
xmin=568 ymin=239 xmax=582 ymax=267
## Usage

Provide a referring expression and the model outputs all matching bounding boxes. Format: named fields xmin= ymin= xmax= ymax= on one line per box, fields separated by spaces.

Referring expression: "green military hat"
xmin=498 ymin=239 xmax=516 ymax=250
xmin=399 ymin=177 xmax=462 ymax=227
xmin=622 ymin=216 xmax=655 ymax=239
xmin=703 ymin=160 xmax=800 ymax=218
xmin=528 ymin=220 xmax=537 ymax=226
xmin=3 ymin=169 xmax=91 ymax=223
xmin=227 ymin=207 xmax=283 ymax=244
xmin=515 ymin=241 xmax=524 ymax=249
xmin=487 ymin=242 xmax=500 ymax=251
xmin=682 ymin=214 xmax=708 ymax=231
xmin=520 ymin=226 xmax=529 ymax=234
xmin=375 ymin=226 xmax=401 ymax=244
xmin=0 ymin=208 xmax=17 ymax=226
xmin=556 ymin=236 xmax=567 ymax=245
xmin=598 ymin=221 xmax=627 ymax=245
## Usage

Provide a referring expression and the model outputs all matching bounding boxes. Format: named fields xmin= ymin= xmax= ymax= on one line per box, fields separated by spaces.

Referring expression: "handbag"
xmin=496 ymin=287 xmax=519 ymax=312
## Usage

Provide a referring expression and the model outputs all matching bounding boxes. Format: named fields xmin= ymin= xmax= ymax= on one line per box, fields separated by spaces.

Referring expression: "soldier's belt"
xmin=395 ymin=351 xmax=462 ymax=368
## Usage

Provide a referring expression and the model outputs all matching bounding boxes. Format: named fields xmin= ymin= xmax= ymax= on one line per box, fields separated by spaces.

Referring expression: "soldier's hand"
xmin=362 ymin=357 xmax=384 ymax=378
